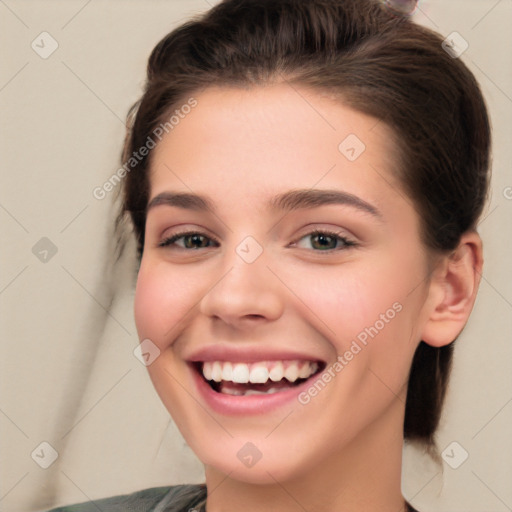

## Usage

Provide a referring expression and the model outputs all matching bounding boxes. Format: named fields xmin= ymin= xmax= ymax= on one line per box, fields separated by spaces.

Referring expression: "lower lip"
xmin=190 ymin=364 xmax=319 ymax=415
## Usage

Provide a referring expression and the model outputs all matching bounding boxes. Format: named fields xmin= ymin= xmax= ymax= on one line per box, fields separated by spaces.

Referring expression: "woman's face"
xmin=134 ymin=84 xmax=435 ymax=483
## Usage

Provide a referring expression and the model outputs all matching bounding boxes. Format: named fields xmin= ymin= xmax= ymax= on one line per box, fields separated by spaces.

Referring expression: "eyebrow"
xmin=268 ymin=189 xmax=382 ymax=218
xmin=147 ymin=189 xmax=382 ymax=218
xmin=147 ymin=192 xmax=215 ymax=212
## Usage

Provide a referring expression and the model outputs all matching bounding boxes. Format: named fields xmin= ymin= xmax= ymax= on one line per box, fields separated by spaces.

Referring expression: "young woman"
xmin=48 ymin=0 xmax=491 ymax=510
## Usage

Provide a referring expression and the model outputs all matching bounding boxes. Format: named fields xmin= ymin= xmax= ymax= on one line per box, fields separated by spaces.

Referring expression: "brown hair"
xmin=118 ymin=0 xmax=491 ymax=450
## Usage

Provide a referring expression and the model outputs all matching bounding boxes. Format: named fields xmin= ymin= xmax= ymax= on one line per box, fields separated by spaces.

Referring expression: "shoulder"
xmin=45 ymin=484 xmax=207 ymax=512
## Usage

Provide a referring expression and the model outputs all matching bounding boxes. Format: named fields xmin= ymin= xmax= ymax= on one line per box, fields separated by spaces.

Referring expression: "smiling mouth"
xmin=195 ymin=360 xmax=324 ymax=396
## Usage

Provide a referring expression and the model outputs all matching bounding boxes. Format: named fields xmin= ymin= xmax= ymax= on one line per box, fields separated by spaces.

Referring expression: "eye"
xmin=292 ymin=230 xmax=356 ymax=251
xmin=158 ymin=231 xmax=219 ymax=250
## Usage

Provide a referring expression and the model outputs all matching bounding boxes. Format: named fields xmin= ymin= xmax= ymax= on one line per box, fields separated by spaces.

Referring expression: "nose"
xmin=198 ymin=250 xmax=285 ymax=329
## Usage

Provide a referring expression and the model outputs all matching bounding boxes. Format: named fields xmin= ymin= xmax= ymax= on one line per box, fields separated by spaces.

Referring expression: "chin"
xmin=190 ymin=431 xmax=330 ymax=486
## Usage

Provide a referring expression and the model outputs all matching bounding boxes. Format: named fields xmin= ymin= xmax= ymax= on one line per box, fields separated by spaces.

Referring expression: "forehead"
xmin=149 ymin=84 xmax=403 ymax=213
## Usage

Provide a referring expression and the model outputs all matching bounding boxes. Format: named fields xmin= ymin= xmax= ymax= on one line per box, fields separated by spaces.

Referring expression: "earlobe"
xmin=421 ymin=232 xmax=483 ymax=348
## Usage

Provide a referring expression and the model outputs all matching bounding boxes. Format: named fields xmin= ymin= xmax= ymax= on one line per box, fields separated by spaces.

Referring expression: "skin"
xmin=134 ymin=84 xmax=482 ymax=512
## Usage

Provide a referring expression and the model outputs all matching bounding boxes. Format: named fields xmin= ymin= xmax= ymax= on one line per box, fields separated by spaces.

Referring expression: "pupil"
xmin=313 ymin=234 xmax=336 ymax=250
xmin=186 ymin=235 xmax=207 ymax=249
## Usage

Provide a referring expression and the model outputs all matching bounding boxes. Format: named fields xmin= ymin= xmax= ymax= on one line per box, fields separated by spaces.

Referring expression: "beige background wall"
xmin=1 ymin=1 xmax=511 ymax=511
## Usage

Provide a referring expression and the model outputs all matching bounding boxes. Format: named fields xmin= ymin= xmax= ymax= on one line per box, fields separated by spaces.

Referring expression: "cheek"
xmin=287 ymin=252 xmax=423 ymax=375
xmin=134 ymin=260 xmax=199 ymax=347
xmin=288 ymin=266 xmax=422 ymax=427
xmin=288 ymin=258 xmax=414 ymax=340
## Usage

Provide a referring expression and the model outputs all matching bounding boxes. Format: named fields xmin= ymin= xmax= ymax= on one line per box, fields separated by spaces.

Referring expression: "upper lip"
xmin=186 ymin=345 xmax=324 ymax=364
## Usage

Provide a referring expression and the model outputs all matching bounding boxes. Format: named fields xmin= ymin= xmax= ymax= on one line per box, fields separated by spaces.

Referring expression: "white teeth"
xmin=284 ymin=364 xmax=299 ymax=383
xmin=244 ymin=389 xmax=268 ymax=396
xmin=203 ymin=362 xmax=213 ymax=380
xmin=249 ymin=364 xmax=269 ymax=384
xmin=232 ymin=363 xmax=250 ymax=383
xmin=269 ymin=361 xmax=284 ymax=382
xmin=298 ymin=362 xmax=312 ymax=379
xmin=221 ymin=387 xmax=244 ymax=396
xmin=211 ymin=361 xmax=223 ymax=382
xmin=243 ymin=387 xmax=283 ymax=396
xmin=302 ymin=361 xmax=318 ymax=377
xmin=221 ymin=362 xmax=233 ymax=381
xmin=221 ymin=387 xmax=283 ymax=396
xmin=201 ymin=359 xmax=319 ymax=385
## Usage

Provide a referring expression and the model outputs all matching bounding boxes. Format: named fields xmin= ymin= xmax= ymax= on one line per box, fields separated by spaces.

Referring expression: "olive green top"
xmin=46 ymin=484 xmax=418 ymax=511
xmin=46 ymin=485 xmax=207 ymax=512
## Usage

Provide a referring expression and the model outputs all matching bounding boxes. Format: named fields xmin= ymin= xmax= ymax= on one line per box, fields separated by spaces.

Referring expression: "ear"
xmin=421 ymin=231 xmax=483 ymax=348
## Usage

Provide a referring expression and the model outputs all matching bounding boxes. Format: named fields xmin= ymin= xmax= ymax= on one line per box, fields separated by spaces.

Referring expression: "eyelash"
xmin=292 ymin=229 xmax=357 ymax=251
xmin=157 ymin=229 xmax=357 ymax=252
xmin=158 ymin=231 xmax=220 ymax=249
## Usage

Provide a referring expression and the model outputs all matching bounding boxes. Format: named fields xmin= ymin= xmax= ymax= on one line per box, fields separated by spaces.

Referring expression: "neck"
xmin=204 ymin=398 xmax=407 ymax=512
